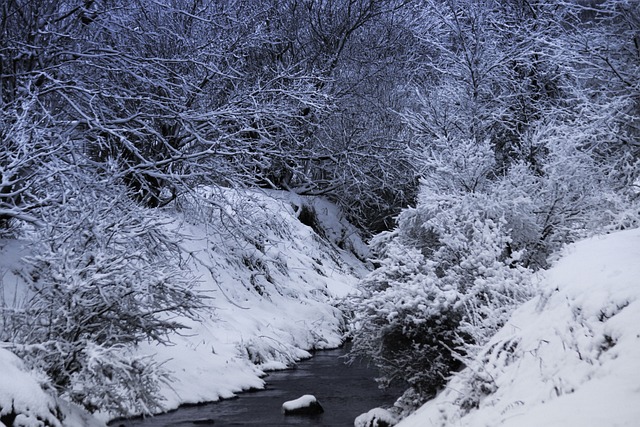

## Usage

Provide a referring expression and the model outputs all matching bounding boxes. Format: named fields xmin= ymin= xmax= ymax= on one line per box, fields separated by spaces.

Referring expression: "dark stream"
xmin=110 ymin=347 xmax=401 ymax=427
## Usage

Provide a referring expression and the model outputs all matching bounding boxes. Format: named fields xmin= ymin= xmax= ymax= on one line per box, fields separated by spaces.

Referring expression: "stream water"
xmin=110 ymin=347 xmax=401 ymax=427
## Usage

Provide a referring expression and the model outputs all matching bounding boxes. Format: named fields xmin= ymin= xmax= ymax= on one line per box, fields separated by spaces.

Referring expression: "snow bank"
xmin=396 ymin=228 xmax=640 ymax=427
xmin=1 ymin=190 xmax=368 ymax=423
xmin=112 ymin=190 xmax=368 ymax=418
xmin=0 ymin=348 xmax=104 ymax=427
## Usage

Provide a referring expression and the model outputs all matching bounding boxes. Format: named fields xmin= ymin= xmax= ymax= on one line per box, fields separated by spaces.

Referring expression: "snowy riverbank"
xmin=3 ymin=190 xmax=639 ymax=426
xmin=1 ymin=190 xmax=369 ymax=425
xmin=121 ymin=190 xmax=369 ymax=418
xmin=396 ymin=227 xmax=640 ymax=427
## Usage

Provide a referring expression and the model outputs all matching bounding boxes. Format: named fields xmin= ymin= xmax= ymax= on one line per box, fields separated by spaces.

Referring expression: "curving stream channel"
xmin=110 ymin=347 xmax=402 ymax=426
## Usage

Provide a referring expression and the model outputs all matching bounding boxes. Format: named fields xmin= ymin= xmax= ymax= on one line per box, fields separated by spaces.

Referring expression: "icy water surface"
xmin=110 ymin=347 xmax=402 ymax=426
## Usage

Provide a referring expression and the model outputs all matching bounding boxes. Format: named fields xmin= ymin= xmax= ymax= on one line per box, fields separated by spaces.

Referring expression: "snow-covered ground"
xmin=0 ymin=189 xmax=369 ymax=425
xmin=396 ymin=227 xmax=640 ymax=427
xmin=5 ymin=188 xmax=638 ymax=427
xmin=132 ymin=190 xmax=369 ymax=416
xmin=0 ymin=347 xmax=104 ymax=427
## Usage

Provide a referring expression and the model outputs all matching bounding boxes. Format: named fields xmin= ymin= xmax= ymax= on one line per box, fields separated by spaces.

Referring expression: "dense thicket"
xmin=0 ymin=0 xmax=418 ymax=235
xmin=0 ymin=0 xmax=638 ymax=417
xmin=347 ymin=0 xmax=639 ymax=410
xmin=0 ymin=0 xmax=418 ymax=415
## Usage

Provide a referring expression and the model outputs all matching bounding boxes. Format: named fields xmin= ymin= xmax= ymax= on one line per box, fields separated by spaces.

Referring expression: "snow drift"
xmin=396 ymin=228 xmax=640 ymax=427
xmin=0 ymin=347 xmax=103 ymax=427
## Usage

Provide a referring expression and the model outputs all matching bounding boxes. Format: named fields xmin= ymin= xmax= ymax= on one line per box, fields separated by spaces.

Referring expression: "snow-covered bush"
xmin=347 ymin=204 xmax=533 ymax=401
xmin=394 ymin=228 xmax=640 ymax=427
xmin=347 ymin=242 xmax=462 ymax=395
xmin=347 ymin=142 xmax=536 ymax=397
xmin=348 ymin=117 xmax=635 ymax=409
xmin=1 ymin=180 xmax=202 ymax=416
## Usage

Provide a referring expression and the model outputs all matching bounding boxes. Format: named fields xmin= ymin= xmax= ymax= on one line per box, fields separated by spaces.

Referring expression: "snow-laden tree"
xmin=347 ymin=140 xmax=535 ymax=403
xmin=347 ymin=0 xmax=640 ymax=410
xmin=0 ymin=0 xmax=326 ymax=207
xmin=401 ymin=0 xmax=638 ymax=264
xmin=560 ymin=0 xmax=640 ymax=197
xmin=403 ymin=0 xmax=571 ymax=162
xmin=0 ymin=0 xmax=420 ymax=234
xmin=0 ymin=96 xmax=66 ymax=232
xmin=226 ymin=0 xmax=420 ymax=233
xmin=1 ymin=174 xmax=202 ymax=415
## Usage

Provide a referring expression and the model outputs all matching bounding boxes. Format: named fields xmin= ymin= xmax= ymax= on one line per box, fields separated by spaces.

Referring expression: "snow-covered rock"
xmin=355 ymin=407 xmax=398 ymax=427
xmin=282 ymin=394 xmax=324 ymax=415
xmin=396 ymin=228 xmax=640 ymax=427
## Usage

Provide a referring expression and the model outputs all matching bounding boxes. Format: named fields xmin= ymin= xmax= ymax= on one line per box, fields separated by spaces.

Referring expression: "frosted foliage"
xmin=525 ymin=120 xmax=630 ymax=246
xmin=349 ymin=141 xmax=530 ymax=403
xmin=348 ymin=209 xmax=533 ymax=399
xmin=396 ymin=229 xmax=640 ymax=427
xmin=1 ymin=184 xmax=201 ymax=416
xmin=353 ymin=121 xmax=636 ymax=411
xmin=66 ymin=344 xmax=168 ymax=416
xmin=419 ymin=138 xmax=496 ymax=195
xmin=349 ymin=105 xmax=636 ymax=405
xmin=0 ymin=96 xmax=68 ymax=232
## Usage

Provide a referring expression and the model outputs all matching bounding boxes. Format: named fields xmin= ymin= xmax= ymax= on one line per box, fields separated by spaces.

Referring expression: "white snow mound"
xmin=282 ymin=394 xmax=319 ymax=411
xmin=0 ymin=348 xmax=63 ymax=427
xmin=0 ymin=348 xmax=104 ymax=427
xmin=397 ymin=228 xmax=640 ymax=427
xmin=355 ymin=407 xmax=398 ymax=426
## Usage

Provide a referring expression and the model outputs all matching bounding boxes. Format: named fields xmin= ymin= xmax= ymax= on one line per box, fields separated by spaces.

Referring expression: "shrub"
xmin=1 ymin=181 xmax=202 ymax=416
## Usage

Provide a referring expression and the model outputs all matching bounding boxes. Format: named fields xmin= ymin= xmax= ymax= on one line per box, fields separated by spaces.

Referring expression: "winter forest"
xmin=1 ymin=0 xmax=639 ymax=426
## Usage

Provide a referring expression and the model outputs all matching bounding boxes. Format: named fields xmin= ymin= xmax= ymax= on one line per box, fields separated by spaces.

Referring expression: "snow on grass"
xmin=396 ymin=227 xmax=640 ymax=427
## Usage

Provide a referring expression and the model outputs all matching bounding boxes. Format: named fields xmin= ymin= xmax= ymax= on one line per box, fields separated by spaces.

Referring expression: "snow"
xmin=0 ymin=348 xmax=61 ymax=427
xmin=395 ymin=227 xmax=640 ymax=427
xmin=0 ymin=347 xmax=105 ymax=427
xmin=131 ymin=191 xmax=362 ymax=406
xmin=0 ymin=190 xmax=368 ymax=423
xmin=355 ymin=407 xmax=399 ymax=427
xmin=3 ymin=190 xmax=639 ymax=426
xmin=282 ymin=394 xmax=319 ymax=411
xmin=102 ymin=189 xmax=368 ymax=419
